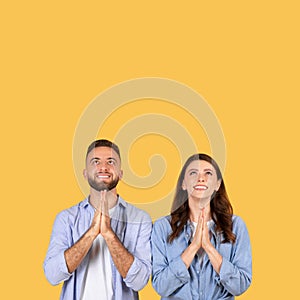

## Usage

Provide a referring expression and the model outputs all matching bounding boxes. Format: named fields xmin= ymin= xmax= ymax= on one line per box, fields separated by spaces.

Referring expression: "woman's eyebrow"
xmin=187 ymin=168 xmax=198 ymax=172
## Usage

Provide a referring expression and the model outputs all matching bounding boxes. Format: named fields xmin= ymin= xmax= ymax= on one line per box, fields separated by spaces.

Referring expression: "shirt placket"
xmin=199 ymin=224 xmax=218 ymax=300
xmin=185 ymin=223 xmax=202 ymax=300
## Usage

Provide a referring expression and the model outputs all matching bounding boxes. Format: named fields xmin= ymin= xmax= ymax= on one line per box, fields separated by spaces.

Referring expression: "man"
xmin=44 ymin=139 xmax=152 ymax=300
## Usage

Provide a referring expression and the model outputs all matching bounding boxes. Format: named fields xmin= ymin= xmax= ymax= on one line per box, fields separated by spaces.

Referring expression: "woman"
xmin=151 ymin=154 xmax=252 ymax=299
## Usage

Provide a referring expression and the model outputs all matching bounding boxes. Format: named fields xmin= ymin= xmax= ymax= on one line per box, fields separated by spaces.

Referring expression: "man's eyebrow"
xmin=89 ymin=157 xmax=118 ymax=163
xmin=89 ymin=157 xmax=100 ymax=163
xmin=107 ymin=157 xmax=117 ymax=162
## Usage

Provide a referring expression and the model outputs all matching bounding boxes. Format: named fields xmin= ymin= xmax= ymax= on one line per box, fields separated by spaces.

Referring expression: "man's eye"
xmin=108 ymin=160 xmax=115 ymax=165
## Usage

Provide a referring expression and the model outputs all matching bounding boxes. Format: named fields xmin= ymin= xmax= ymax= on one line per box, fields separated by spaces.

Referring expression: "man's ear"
xmin=83 ymin=169 xmax=87 ymax=180
xmin=119 ymin=169 xmax=124 ymax=180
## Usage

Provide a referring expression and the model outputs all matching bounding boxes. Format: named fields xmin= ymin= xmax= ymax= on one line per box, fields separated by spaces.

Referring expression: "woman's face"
xmin=182 ymin=159 xmax=221 ymax=201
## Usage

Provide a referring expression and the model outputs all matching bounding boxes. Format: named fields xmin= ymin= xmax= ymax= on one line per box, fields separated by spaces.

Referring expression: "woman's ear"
xmin=216 ymin=179 xmax=222 ymax=191
xmin=182 ymin=180 xmax=187 ymax=190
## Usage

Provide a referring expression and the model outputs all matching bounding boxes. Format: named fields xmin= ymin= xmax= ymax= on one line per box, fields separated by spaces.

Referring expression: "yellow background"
xmin=1 ymin=1 xmax=299 ymax=299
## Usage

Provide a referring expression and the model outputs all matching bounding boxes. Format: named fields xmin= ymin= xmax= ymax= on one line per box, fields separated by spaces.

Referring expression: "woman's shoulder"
xmin=232 ymin=215 xmax=249 ymax=234
xmin=153 ymin=215 xmax=172 ymax=232
xmin=232 ymin=214 xmax=246 ymax=224
xmin=154 ymin=214 xmax=171 ymax=223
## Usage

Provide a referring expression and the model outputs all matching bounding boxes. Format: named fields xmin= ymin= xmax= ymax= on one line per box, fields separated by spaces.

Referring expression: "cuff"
xmin=169 ymin=256 xmax=190 ymax=283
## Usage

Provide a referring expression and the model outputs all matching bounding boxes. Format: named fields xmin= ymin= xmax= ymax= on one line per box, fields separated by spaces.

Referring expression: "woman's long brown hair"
xmin=168 ymin=153 xmax=236 ymax=244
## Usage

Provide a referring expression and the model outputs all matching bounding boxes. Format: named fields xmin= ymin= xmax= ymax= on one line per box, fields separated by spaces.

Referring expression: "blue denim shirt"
xmin=43 ymin=196 xmax=152 ymax=300
xmin=151 ymin=215 xmax=252 ymax=300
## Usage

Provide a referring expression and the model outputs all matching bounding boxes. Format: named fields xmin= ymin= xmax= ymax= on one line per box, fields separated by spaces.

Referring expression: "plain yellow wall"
xmin=1 ymin=1 xmax=299 ymax=299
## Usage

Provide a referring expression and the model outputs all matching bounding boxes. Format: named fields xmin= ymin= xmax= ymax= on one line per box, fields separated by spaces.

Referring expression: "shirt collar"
xmin=80 ymin=194 xmax=127 ymax=210
xmin=81 ymin=197 xmax=90 ymax=208
xmin=184 ymin=219 xmax=218 ymax=240
xmin=116 ymin=195 xmax=127 ymax=208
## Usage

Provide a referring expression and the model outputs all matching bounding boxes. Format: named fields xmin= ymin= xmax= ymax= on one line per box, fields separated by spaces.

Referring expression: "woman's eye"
xmin=189 ymin=171 xmax=197 ymax=175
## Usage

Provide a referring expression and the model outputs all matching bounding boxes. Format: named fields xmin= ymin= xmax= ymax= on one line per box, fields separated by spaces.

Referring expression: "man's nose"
xmin=98 ymin=162 xmax=108 ymax=171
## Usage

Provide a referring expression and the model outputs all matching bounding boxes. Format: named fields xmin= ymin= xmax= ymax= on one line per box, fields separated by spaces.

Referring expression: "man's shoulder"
xmin=56 ymin=199 xmax=89 ymax=219
xmin=119 ymin=196 xmax=152 ymax=223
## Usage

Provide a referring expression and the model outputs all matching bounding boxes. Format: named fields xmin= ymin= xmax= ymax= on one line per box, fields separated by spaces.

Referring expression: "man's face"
xmin=83 ymin=146 xmax=123 ymax=192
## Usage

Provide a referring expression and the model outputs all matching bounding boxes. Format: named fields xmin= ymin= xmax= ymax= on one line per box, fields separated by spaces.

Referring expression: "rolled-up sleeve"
xmin=43 ymin=211 xmax=72 ymax=285
xmin=151 ymin=219 xmax=190 ymax=297
xmin=217 ymin=216 xmax=252 ymax=296
xmin=123 ymin=217 xmax=152 ymax=291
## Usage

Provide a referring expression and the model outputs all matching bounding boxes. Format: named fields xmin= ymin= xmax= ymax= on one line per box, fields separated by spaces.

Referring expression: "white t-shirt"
xmin=80 ymin=207 xmax=116 ymax=300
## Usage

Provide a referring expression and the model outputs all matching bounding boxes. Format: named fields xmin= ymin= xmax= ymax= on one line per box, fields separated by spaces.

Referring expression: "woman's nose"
xmin=198 ymin=174 xmax=205 ymax=182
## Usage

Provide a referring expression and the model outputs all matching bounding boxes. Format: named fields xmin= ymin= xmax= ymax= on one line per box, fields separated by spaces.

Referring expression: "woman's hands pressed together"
xmin=181 ymin=208 xmax=223 ymax=274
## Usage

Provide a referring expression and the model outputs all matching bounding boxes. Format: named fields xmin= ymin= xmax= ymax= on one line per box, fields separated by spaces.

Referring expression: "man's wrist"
xmin=87 ymin=225 xmax=99 ymax=240
xmin=102 ymin=229 xmax=115 ymax=241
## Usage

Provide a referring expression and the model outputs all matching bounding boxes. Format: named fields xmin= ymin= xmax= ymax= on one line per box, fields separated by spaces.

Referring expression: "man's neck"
xmin=89 ymin=188 xmax=118 ymax=210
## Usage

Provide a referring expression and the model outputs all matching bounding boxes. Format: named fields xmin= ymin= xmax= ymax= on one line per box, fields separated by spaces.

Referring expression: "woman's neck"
xmin=188 ymin=196 xmax=211 ymax=222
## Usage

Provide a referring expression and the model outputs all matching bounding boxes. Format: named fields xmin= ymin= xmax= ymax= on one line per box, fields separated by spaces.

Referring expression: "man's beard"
xmin=87 ymin=176 xmax=119 ymax=192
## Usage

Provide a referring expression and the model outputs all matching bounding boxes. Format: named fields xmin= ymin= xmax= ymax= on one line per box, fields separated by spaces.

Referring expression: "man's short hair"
xmin=86 ymin=139 xmax=121 ymax=160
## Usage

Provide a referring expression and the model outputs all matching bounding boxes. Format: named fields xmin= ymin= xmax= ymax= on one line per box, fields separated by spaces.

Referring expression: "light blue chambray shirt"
xmin=151 ymin=215 xmax=252 ymax=300
xmin=44 ymin=196 xmax=152 ymax=300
